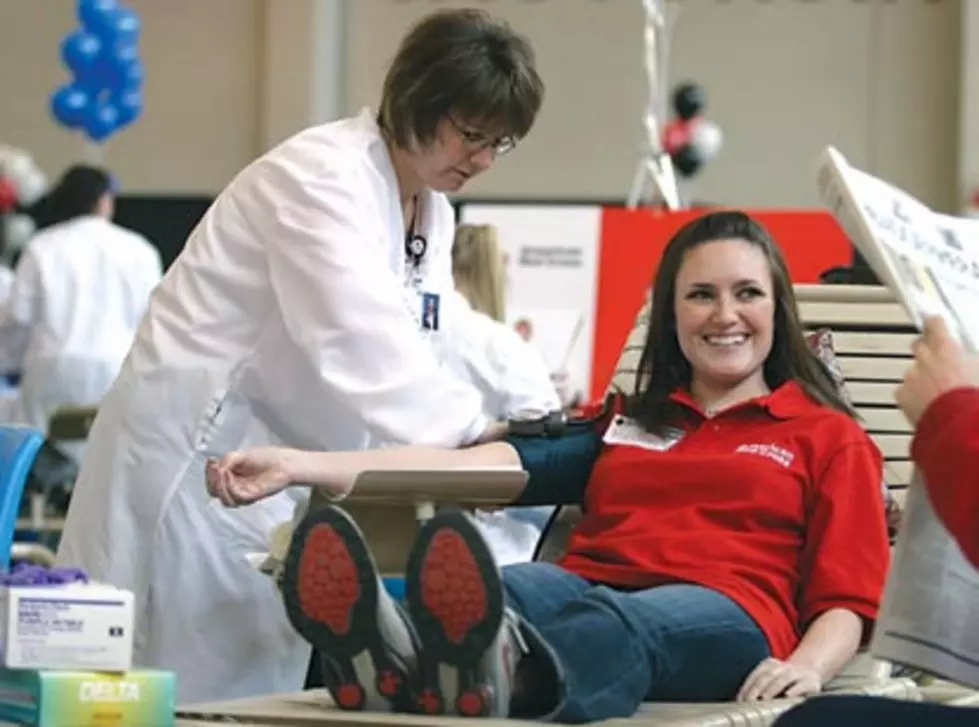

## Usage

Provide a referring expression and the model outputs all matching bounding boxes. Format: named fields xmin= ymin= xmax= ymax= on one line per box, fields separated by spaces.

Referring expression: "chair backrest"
xmin=793 ymin=284 xmax=915 ymax=508
xmin=0 ymin=426 xmax=45 ymax=571
xmin=609 ymin=283 xmax=915 ymax=507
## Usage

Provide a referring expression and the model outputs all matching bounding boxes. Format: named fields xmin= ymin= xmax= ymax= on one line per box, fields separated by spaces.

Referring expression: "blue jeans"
xmin=502 ymin=562 xmax=771 ymax=723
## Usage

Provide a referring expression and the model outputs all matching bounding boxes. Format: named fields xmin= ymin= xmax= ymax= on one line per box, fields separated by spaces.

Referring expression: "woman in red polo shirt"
xmin=206 ymin=210 xmax=891 ymax=723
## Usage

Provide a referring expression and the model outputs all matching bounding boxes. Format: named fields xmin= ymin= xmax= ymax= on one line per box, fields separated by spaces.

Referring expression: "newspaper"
xmin=816 ymin=146 xmax=979 ymax=687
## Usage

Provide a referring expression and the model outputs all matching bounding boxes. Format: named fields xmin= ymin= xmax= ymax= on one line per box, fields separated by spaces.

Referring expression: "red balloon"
xmin=662 ymin=119 xmax=692 ymax=155
xmin=0 ymin=177 xmax=17 ymax=214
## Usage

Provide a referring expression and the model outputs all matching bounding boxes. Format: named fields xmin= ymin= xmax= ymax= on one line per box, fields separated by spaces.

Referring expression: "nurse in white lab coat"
xmin=0 ymin=165 xmax=161 ymax=461
xmin=446 ymin=223 xmax=559 ymax=564
xmin=55 ymin=8 xmax=545 ymax=705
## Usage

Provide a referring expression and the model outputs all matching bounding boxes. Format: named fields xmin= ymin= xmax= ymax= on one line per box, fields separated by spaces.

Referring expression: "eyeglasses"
xmin=448 ymin=117 xmax=517 ymax=157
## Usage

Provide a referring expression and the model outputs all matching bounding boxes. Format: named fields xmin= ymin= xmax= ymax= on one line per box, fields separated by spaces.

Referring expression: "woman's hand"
xmin=736 ymin=657 xmax=822 ymax=701
xmin=206 ymin=446 xmax=301 ymax=507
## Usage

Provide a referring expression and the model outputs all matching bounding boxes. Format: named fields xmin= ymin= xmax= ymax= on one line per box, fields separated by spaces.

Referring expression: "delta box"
xmin=0 ymin=668 xmax=175 ymax=727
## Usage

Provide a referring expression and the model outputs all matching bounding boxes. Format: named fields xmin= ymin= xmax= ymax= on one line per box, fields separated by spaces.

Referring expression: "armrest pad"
xmin=47 ymin=406 xmax=98 ymax=441
xmin=343 ymin=468 xmax=528 ymax=507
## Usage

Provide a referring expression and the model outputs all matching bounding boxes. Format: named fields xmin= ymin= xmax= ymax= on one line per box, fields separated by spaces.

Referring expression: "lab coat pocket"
xmin=192 ymin=388 xmax=248 ymax=459
xmin=194 ymin=388 xmax=298 ymax=553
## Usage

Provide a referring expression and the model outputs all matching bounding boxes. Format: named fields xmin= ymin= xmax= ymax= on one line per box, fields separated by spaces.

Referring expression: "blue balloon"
xmin=54 ymin=2 xmax=143 ymax=142
xmin=103 ymin=44 xmax=141 ymax=91
xmin=50 ymin=84 xmax=92 ymax=129
xmin=84 ymin=100 xmax=120 ymax=143
xmin=60 ymin=30 xmax=102 ymax=77
xmin=112 ymin=88 xmax=143 ymax=127
xmin=117 ymin=56 xmax=144 ymax=91
xmin=78 ymin=0 xmax=119 ymax=39
xmin=110 ymin=7 xmax=141 ymax=46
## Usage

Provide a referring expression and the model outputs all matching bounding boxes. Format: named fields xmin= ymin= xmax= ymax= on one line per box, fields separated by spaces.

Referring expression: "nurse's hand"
xmin=206 ymin=447 xmax=298 ymax=507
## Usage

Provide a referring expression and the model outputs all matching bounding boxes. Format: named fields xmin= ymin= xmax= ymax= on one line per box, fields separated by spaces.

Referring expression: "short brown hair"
xmin=378 ymin=9 xmax=544 ymax=150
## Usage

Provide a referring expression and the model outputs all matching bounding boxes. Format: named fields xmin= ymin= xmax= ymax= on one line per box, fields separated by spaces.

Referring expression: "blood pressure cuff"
xmin=506 ymin=426 xmax=603 ymax=507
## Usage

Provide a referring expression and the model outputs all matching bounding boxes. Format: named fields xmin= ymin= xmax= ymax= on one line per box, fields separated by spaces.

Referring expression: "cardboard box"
xmin=0 ymin=584 xmax=134 ymax=671
xmin=0 ymin=668 xmax=175 ymax=727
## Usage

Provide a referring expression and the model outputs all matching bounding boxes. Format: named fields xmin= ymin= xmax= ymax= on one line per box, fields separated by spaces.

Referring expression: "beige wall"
xmin=0 ymin=0 xmax=963 ymax=210
xmin=348 ymin=0 xmax=960 ymax=210
xmin=1 ymin=0 xmax=263 ymax=195
xmin=960 ymin=0 xmax=979 ymax=211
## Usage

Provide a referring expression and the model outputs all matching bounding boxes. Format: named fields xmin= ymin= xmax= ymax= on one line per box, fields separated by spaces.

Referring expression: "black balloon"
xmin=671 ymin=144 xmax=703 ymax=178
xmin=672 ymin=83 xmax=706 ymax=121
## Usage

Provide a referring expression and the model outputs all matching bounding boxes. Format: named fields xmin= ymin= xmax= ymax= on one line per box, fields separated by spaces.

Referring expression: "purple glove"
xmin=0 ymin=563 xmax=89 ymax=587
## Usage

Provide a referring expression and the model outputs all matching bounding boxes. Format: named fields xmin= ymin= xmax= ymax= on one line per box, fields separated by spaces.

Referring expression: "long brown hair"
xmin=625 ymin=210 xmax=854 ymax=434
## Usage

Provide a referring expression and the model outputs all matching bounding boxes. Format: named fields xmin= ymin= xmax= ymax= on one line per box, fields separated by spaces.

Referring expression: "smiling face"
xmin=673 ymin=238 xmax=775 ymax=396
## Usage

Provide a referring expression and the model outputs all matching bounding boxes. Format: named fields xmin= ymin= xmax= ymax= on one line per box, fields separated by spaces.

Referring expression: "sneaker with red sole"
xmin=280 ymin=505 xmax=419 ymax=713
xmin=405 ymin=509 xmax=526 ymax=718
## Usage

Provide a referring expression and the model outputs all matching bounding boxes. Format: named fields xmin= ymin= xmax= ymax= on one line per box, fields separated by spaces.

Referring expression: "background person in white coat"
xmin=55 ymin=8 xmax=545 ymax=705
xmin=448 ymin=223 xmax=559 ymax=564
xmin=0 ymin=165 xmax=161 ymax=463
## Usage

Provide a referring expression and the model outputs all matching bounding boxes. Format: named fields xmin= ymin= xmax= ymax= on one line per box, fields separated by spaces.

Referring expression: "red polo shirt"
xmin=911 ymin=387 xmax=979 ymax=569
xmin=559 ymin=381 xmax=891 ymax=660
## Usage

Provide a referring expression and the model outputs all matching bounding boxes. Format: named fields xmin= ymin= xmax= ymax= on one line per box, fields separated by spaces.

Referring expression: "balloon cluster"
xmin=0 ymin=563 xmax=89 ymax=587
xmin=50 ymin=0 xmax=144 ymax=145
xmin=0 ymin=146 xmax=47 ymax=257
xmin=661 ymin=83 xmax=723 ymax=178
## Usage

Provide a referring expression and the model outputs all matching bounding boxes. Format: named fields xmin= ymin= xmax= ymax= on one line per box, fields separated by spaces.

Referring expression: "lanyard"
xmin=403 ymin=195 xmax=427 ymax=289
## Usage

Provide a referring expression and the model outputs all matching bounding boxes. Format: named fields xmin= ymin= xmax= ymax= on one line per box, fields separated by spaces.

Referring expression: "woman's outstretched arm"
xmin=206 ymin=441 xmax=519 ymax=506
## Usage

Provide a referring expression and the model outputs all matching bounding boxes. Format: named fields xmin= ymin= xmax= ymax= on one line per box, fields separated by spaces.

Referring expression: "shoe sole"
xmin=280 ymin=505 xmax=412 ymax=712
xmin=405 ymin=509 xmax=505 ymax=717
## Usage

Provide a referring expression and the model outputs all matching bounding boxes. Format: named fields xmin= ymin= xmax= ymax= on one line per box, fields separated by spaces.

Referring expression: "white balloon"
xmin=690 ymin=119 xmax=723 ymax=161
xmin=16 ymin=168 xmax=47 ymax=207
xmin=0 ymin=149 xmax=47 ymax=206
xmin=3 ymin=214 xmax=36 ymax=253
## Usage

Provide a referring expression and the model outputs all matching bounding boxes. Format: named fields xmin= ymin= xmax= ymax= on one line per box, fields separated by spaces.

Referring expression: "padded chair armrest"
xmin=342 ymin=469 xmax=529 ymax=509
xmin=47 ymin=406 xmax=98 ymax=442
xmin=823 ymin=651 xmax=893 ymax=691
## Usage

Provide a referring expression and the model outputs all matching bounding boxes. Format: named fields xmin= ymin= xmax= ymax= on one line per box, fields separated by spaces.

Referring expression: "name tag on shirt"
xmin=603 ymin=415 xmax=684 ymax=452
xmin=420 ymin=292 xmax=440 ymax=332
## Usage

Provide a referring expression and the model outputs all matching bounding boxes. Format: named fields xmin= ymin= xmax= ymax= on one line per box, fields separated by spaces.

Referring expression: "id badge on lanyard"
xmin=404 ymin=246 xmax=440 ymax=334
xmin=404 ymin=199 xmax=442 ymax=334
xmin=603 ymin=415 xmax=684 ymax=452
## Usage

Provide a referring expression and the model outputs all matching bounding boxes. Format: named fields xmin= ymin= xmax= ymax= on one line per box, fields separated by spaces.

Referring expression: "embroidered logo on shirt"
xmin=735 ymin=442 xmax=795 ymax=468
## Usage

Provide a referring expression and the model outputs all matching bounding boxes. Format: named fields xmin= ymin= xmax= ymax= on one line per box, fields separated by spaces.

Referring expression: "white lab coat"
xmin=0 ymin=216 xmax=161 ymax=460
xmin=55 ymin=109 xmax=490 ymax=704
xmin=0 ymin=266 xmax=13 ymax=306
xmin=443 ymin=290 xmax=559 ymax=421
xmin=442 ymin=291 xmax=559 ymax=564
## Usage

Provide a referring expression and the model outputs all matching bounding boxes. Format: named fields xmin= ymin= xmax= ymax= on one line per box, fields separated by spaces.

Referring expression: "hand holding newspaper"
xmin=817 ymin=147 xmax=979 ymax=687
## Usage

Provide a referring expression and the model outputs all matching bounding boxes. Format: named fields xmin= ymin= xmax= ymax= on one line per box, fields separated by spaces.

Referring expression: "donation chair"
xmin=182 ymin=284 xmax=935 ymax=726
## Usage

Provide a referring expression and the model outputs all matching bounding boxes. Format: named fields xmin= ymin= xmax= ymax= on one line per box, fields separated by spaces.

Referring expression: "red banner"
xmin=459 ymin=204 xmax=853 ymax=402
